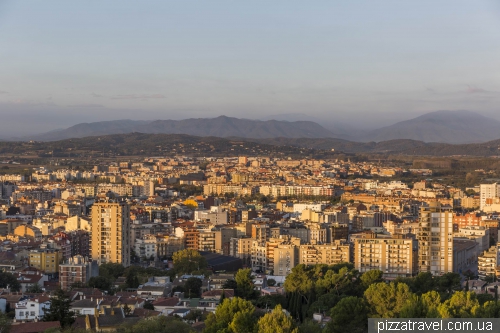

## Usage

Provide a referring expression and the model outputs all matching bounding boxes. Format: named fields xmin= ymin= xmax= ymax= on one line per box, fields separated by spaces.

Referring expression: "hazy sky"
xmin=1 ymin=0 xmax=499 ymax=136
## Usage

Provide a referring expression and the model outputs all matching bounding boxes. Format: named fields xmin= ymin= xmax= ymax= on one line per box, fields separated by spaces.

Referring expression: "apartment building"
xmin=299 ymin=240 xmax=351 ymax=266
xmin=29 ymin=248 xmax=62 ymax=274
xmin=59 ymin=255 xmax=99 ymax=290
xmin=274 ymin=242 xmax=299 ymax=276
xmin=478 ymin=244 xmax=500 ymax=280
xmin=418 ymin=202 xmax=453 ymax=275
xmin=354 ymin=233 xmax=417 ymax=279
xmin=91 ymin=200 xmax=131 ymax=267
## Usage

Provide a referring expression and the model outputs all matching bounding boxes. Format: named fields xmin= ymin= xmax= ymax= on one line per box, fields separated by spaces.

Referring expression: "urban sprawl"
xmin=0 ymin=155 xmax=499 ymax=331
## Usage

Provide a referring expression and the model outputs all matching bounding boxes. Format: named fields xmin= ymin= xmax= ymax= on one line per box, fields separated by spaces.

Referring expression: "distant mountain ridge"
xmin=28 ymin=116 xmax=336 ymax=141
xmin=25 ymin=111 xmax=500 ymax=144
xmin=362 ymin=110 xmax=500 ymax=143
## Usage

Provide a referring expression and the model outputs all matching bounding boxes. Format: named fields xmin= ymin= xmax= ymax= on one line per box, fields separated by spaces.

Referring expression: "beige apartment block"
xmin=354 ymin=233 xmax=416 ymax=278
xmin=274 ymin=243 xmax=299 ymax=276
xmin=91 ymin=200 xmax=131 ymax=267
xmin=299 ymin=240 xmax=351 ymax=266
xmin=418 ymin=202 xmax=453 ymax=275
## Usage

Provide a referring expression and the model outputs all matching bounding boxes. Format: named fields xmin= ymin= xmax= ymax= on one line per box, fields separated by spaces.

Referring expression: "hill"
xmin=27 ymin=116 xmax=337 ymax=141
xmin=362 ymin=110 xmax=500 ymax=143
xmin=3 ymin=133 xmax=500 ymax=158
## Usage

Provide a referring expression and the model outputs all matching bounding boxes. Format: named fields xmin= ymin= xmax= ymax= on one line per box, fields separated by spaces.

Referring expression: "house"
xmin=136 ymin=276 xmax=172 ymax=300
xmin=131 ymin=308 xmax=161 ymax=318
xmin=201 ymin=289 xmax=234 ymax=299
xmin=151 ymin=297 xmax=180 ymax=315
xmin=14 ymin=296 xmax=51 ymax=322
xmin=171 ymin=308 xmax=190 ymax=318
xmin=72 ymin=307 xmax=141 ymax=332
xmin=118 ymin=297 xmax=145 ymax=311
xmin=14 ymin=268 xmax=48 ymax=293
xmin=10 ymin=321 xmax=60 ymax=333
xmin=70 ymin=297 xmax=102 ymax=316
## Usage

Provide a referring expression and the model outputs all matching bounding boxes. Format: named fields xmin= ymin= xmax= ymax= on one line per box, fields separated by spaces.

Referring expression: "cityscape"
xmin=1 ymin=1 xmax=500 ymax=333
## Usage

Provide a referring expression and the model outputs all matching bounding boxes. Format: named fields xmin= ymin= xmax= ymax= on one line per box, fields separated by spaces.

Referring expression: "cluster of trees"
xmin=86 ymin=263 xmax=168 ymax=293
xmin=0 ymin=271 xmax=21 ymax=292
xmin=278 ymin=264 xmax=500 ymax=333
xmin=204 ymin=297 xmax=298 ymax=333
xmin=85 ymin=249 xmax=208 ymax=294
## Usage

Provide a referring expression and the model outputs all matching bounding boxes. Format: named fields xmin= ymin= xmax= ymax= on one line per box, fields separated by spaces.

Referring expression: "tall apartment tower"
xmin=480 ymin=183 xmax=500 ymax=211
xmin=91 ymin=200 xmax=131 ymax=267
xmin=418 ymin=202 xmax=453 ymax=275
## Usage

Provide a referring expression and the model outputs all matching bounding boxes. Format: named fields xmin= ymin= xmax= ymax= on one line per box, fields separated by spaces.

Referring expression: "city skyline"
xmin=0 ymin=1 xmax=499 ymax=136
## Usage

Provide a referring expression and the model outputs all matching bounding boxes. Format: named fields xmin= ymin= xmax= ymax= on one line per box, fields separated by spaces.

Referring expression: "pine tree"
xmin=43 ymin=289 xmax=75 ymax=328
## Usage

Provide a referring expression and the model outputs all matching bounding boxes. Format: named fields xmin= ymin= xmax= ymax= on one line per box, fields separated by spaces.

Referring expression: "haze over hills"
xmin=23 ymin=110 xmax=500 ymax=144
xmin=362 ymin=110 xmax=500 ymax=144
xmin=28 ymin=116 xmax=336 ymax=141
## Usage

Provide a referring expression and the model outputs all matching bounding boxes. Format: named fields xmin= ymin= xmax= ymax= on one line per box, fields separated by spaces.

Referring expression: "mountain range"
xmin=22 ymin=110 xmax=500 ymax=144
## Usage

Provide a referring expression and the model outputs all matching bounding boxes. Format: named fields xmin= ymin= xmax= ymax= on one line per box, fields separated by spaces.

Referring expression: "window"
xmin=30 ymin=304 xmax=35 ymax=307
xmin=30 ymin=311 xmax=35 ymax=316
xmin=19 ymin=311 xmax=24 ymax=316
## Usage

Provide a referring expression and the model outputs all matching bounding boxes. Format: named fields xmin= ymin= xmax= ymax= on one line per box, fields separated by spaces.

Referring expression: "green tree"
xmin=122 ymin=304 xmax=132 ymax=316
xmin=364 ymin=282 xmax=414 ymax=318
xmin=88 ymin=276 xmax=113 ymax=291
xmin=436 ymin=273 xmax=462 ymax=295
xmin=257 ymin=305 xmax=298 ymax=333
xmin=0 ymin=312 xmax=11 ymax=333
xmin=99 ymin=262 xmax=125 ymax=280
xmin=0 ymin=271 xmax=21 ymax=292
xmin=26 ymin=284 xmax=43 ymax=293
xmin=204 ymin=297 xmax=256 ymax=333
xmin=184 ymin=277 xmax=203 ymax=298
xmin=172 ymin=249 xmax=208 ymax=275
xmin=223 ymin=279 xmax=238 ymax=290
xmin=254 ymin=295 xmax=287 ymax=311
xmin=360 ymin=270 xmax=383 ymax=289
xmin=326 ymin=296 xmax=368 ymax=333
xmin=267 ymin=279 xmax=276 ymax=287
xmin=125 ymin=270 xmax=140 ymax=289
xmin=438 ymin=291 xmax=481 ymax=318
xmin=143 ymin=301 xmax=155 ymax=310
xmin=235 ymin=268 xmax=257 ymax=300
xmin=298 ymin=320 xmax=322 ymax=333
xmin=120 ymin=316 xmax=192 ymax=333
xmin=43 ymin=289 xmax=75 ymax=328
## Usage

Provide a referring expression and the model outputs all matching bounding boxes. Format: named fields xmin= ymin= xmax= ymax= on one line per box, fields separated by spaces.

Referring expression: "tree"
xmin=436 ymin=273 xmax=462 ymax=295
xmin=172 ymin=249 xmax=207 ymax=275
xmin=88 ymin=276 xmax=112 ymax=291
xmin=267 ymin=279 xmax=276 ymax=287
xmin=143 ymin=301 xmax=155 ymax=310
xmin=257 ymin=305 xmax=298 ymax=333
xmin=360 ymin=270 xmax=383 ymax=289
xmin=99 ymin=262 xmax=125 ymax=280
xmin=123 ymin=304 xmax=132 ymax=316
xmin=364 ymin=282 xmax=414 ymax=318
xmin=204 ymin=297 xmax=256 ymax=333
xmin=184 ymin=277 xmax=202 ymax=298
xmin=439 ymin=291 xmax=481 ymax=318
xmin=125 ymin=270 xmax=140 ymax=289
xmin=120 ymin=316 xmax=192 ymax=333
xmin=0 ymin=312 xmax=10 ymax=333
xmin=0 ymin=271 xmax=21 ymax=292
xmin=43 ymin=289 xmax=75 ymax=328
xmin=235 ymin=268 xmax=257 ymax=300
xmin=326 ymin=296 xmax=368 ymax=333
xmin=223 ymin=279 xmax=238 ymax=290
xmin=254 ymin=295 xmax=287 ymax=311
xmin=26 ymin=284 xmax=43 ymax=293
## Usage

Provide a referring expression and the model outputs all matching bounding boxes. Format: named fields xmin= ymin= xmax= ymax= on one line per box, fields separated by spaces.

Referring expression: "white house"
xmin=15 ymin=296 xmax=51 ymax=322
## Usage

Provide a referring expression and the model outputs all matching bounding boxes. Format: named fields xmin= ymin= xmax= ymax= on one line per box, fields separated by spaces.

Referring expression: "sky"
xmin=0 ymin=0 xmax=499 ymax=137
